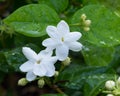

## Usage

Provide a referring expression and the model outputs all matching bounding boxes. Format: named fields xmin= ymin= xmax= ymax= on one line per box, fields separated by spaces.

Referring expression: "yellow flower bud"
xmin=81 ymin=14 xmax=86 ymax=20
xmin=18 ymin=78 xmax=28 ymax=86
xmin=83 ymin=27 xmax=90 ymax=31
xmin=84 ymin=20 xmax=91 ymax=26
xmin=62 ymin=57 xmax=71 ymax=66
xmin=105 ymin=80 xmax=115 ymax=90
xmin=54 ymin=71 xmax=59 ymax=77
xmin=38 ymin=79 xmax=45 ymax=88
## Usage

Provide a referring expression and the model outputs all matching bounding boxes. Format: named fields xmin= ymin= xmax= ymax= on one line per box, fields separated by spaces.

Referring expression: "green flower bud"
xmin=83 ymin=27 xmax=90 ymax=31
xmin=84 ymin=20 xmax=91 ymax=26
xmin=38 ymin=79 xmax=45 ymax=88
xmin=18 ymin=78 xmax=28 ymax=86
xmin=54 ymin=71 xmax=59 ymax=77
xmin=105 ymin=80 xmax=115 ymax=90
xmin=62 ymin=57 xmax=71 ymax=66
xmin=81 ymin=14 xmax=87 ymax=20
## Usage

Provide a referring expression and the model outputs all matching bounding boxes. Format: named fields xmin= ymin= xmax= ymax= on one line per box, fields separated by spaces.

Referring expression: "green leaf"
xmin=82 ymin=43 xmax=115 ymax=66
xmin=4 ymin=43 xmax=40 ymax=71
xmin=58 ymin=64 xmax=114 ymax=90
xmin=0 ymin=52 xmax=9 ymax=72
xmin=84 ymin=74 xmax=115 ymax=96
xmin=38 ymin=0 xmax=69 ymax=13
xmin=3 ymin=4 xmax=60 ymax=37
xmin=71 ymin=5 xmax=120 ymax=47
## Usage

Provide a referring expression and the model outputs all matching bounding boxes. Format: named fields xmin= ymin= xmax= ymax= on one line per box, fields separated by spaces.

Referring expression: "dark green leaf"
xmin=4 ymin=4 xmax=60 ymax=37
xmin=0 ymin=51 xmax=9 ymax=72
xmin=82 ymin=43 xmax=115 ymax=66
xmin=71 ymin=5 xmax=120 ymax=47
xmin=38 ymin=0 xmax=69 ymax=13
xmin=84 ymin=74 xmax=115 ymax=96
xmin=58 ymin=64 xmax=114 ymax=90
xmin=4 ymin=43 xmax=40 ymax=71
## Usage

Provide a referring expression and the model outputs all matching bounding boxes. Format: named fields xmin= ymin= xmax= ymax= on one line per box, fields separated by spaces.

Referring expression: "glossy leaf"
xmin=3 ymin=4 xmax=60 ymax=37
xmin=58 ymin=64 xmax=115 ymax=90
xmin=71 ymin=5 xmax=120 ymax=47
xmin=4 ymin=44 xmax=40 ymax=71
xmin=82 ymin=43 xmax=115 ymax=66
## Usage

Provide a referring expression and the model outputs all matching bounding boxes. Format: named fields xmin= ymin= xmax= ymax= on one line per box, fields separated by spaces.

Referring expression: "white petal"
xmin=26 ymin=71 xmax=36 ymax=81
xmin=33 ymin=64 xmax=46 ymax=77
xmin=64 ymin=32 xmax=82 ymax=42
xmin=56 ymin=44 xmax=69 ymax=61
xmin=42 ymin=38 xmax=58 ymax=49
xmin=57 ymin=20 xmax=70 ymax=35
xmin=40 ymin=58 xmax=56 ymax=77
xmin=20 ymin=61 xmax=34 ymax=72
xmin=22 ymin=47 xmax=37 ymax=61
xmin=68 ymin=42 xmax=83 ymax=52
xmin=46 ymin=26 xmax=60 ymax=39
xmin=38 ymin=49 xmax=53 ymax=58
xmin=45 ymin=63 xmax=55 ymax=77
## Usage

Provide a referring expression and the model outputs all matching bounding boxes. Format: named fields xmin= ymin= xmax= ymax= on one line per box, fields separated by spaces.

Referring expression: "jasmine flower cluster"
xmin=19 ymin=20 xmax=83 ymax=82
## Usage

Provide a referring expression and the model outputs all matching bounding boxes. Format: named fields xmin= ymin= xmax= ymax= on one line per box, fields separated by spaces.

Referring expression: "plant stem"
xmin=70 ymin=23 xmax=81 ymax=26
xmin=52 ymin=85 xmax=65 ymax=94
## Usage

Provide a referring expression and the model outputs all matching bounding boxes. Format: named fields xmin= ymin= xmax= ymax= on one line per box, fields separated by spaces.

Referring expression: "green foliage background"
xmin=0 ymin=0 xmax=120 ymax=96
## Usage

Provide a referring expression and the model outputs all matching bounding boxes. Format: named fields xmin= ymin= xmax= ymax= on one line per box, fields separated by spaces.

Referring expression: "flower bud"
xmin=105 ymin=80 xmax=115 ymax=90
xmin=54 ymin=71 xmax=59 ymax=77
xmin=84 ymin=20 xmax=91 ymax=26
xmin=107 ymin=94 xmax=114 ymax=96
xmin=18 ymin=78 xmax=28 ymax=86
xmin=62 ymin=57 xmax=71 ymax=66
xmin=83 ymin=27 xmax=90 ymax=31
xmin=81 ymin=14 xmax=86 ymax=20
xmin=38 ymin=79 xmax=45 ymax=88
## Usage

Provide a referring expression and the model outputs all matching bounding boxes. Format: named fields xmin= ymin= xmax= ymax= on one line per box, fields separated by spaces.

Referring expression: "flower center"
xmin=61 ymin=37 xmax=64 ymax=42
xmin=37 ymin=60 xmax=41 ymax=64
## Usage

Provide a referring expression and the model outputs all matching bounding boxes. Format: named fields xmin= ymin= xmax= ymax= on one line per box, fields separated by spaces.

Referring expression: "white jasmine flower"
xmin=42 ymin=20 xmax=82 ymax=61
xmin=20 ymin=47 xmax=57 ymax=81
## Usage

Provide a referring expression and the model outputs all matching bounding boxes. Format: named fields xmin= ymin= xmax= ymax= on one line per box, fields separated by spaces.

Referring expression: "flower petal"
xmin=38 ymin=49 xmax=53 ymax=58
xmin=45 ymin=63 xmax=55 ymax=77
xmin=56 ymin=44 xmax=69 ymax=61
xmin=26 ymin=71 xmax=36 ymax=81
xmin=45 ymin=57 xmax=57 ymax=76
xmin=57 ymin=20 xmax=70 ymax=35
xmin=19 ymin=61 xmax=34 ymax=72
xmin=68 ymin=42 xmax=83 ymax=52
xmin=42 ymin=38 xmax=58 ymax=49
xmin=22 ymin=47 xmax=37 ymax=61
xmin=46 ymin=26 xmax=60 ymax=39
xmin=33 ymin=64 xmax=46 ymax=77
xmin=64 ymin=32 xmax=82 ymax=42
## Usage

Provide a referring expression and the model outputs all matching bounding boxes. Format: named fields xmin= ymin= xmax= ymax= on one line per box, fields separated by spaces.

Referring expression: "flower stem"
xmin=52 ymin=85 xmax=66 ymax=95
xmin=45 ymin=78 xmax=66 ymax=95
xmin=70 ymin=23 xmax=82 ymax=26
